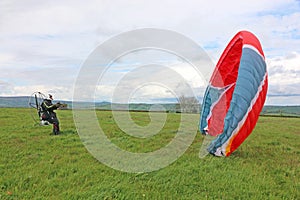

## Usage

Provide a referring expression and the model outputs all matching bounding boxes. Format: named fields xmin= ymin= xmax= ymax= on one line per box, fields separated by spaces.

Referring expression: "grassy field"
xmin=0 ymin=108 xmax=299 ymax=199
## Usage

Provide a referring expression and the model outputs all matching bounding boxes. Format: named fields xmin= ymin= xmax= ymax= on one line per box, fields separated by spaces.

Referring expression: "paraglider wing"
xmin=200 ymin=31 xmax=268 ymax=156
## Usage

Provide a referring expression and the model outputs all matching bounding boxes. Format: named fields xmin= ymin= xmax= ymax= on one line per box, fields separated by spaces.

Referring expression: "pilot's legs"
xmin=50 ymin=112 xmax=60 ymax=135
xmin=42 ymin=112 xmax=60 ymax=135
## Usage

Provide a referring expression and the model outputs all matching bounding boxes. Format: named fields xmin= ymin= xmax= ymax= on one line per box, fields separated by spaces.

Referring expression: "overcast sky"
xmin=0 ymin=0 xmax=300 ymax=105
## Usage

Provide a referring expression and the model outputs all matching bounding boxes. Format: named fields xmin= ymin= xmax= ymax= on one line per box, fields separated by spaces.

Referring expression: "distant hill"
xmin=261 ymin=105 xmax=300 ymax=117
xmin=0 ymin=96 xmax=299 ymax=116
xmin=0 ymin=96 xmax=30 ymax=108
xmin=0 ymin=96 xmax=194 ymax=113
xmin=0 ymin=96 xmax=74 ymax=108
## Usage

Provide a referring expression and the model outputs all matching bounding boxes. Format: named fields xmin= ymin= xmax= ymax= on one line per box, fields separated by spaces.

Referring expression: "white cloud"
xmin=267 ymin=52 xmax=300 ymax=96
xmin=0 ymin=0 xmax=300 ymax=105
xmin=0 ymin=80 xmax=14 ymax=94
xmin=94 ymin=60 xmax=207 ymax=103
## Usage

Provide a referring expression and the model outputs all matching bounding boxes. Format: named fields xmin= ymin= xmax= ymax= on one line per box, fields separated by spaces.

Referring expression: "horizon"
xmin=1 ymin=95 xmax=300 ymax=106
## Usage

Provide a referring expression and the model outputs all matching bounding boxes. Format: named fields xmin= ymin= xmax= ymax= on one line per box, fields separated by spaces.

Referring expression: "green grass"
xmin=0 ymin=108 xmax=299 ymax=199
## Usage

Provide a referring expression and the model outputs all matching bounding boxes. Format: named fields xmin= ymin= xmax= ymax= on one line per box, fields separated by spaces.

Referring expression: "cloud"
xmin=267 ymin=52 xmax=300 ymax=90
xmin=94 ymin=61 xmax=207 ymax=103
xmin=0 ymin=80 xmax=14 ymax=95
xmin=266 ymin=95 xmax=300 ymax=105
xmin=266 ymin=51 xmax=300 ymax=104
xmin=0 ymin=0 xmax=300 ymax=105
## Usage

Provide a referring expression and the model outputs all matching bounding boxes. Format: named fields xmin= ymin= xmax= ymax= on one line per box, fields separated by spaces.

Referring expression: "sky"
xmin=0 ymin=0 xmax=300 ymax=105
